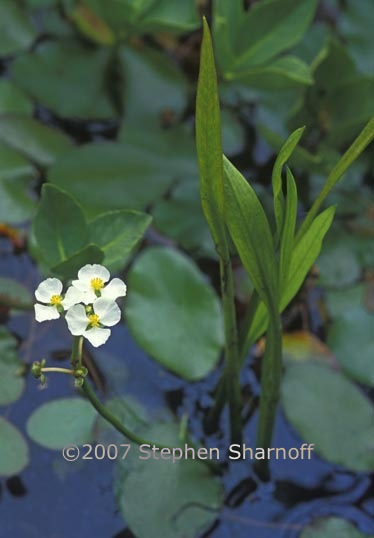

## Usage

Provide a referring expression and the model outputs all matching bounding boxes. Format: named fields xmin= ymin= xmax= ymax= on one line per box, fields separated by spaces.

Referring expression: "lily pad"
xmin=153 ymin=178 xmax=216 ymax=258
xmin=0 ymin=0 xmax=37 ymax=56
xmin=328 ymin=307 xmax=374 ymax=387
xmin=12 ymin=40 xmax=116 ymax=119
xmin=119 ymin=46 xmax=189 ymax=125
xmin=0 ymin=115 xmax=71 ymax=167
xmin=0 ymin=417 xmax=29 ymax=476
xmin=117 ymin=423 xmax=223 ymax=538
xmin=88 ymin=209 xmax=152 ymax=270
xmin=126 ymin=247 xmax=224 ymax=380
xmin=300 ymin=517 xmax=371 ymax=538
xmin=27 ymin=398 xmax=97 ymax=449
xmin=0 ymin=80 xmax=32 ymax=115
xmin=281 ymin=362 xmax=374 ymax=471
xmin=49 ymin=138 xmax=194 ymax=216
xmin=0 ymin=327 xmax=25 ymax=406
xmin=0 ymin=142 xmax=36 ymax=223
xmin=0 ymin=277 xmax=32 ymax=312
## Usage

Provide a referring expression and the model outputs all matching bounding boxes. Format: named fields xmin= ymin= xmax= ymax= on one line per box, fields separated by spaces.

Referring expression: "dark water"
xmin=1 ymin=239 xmax=373 ymax=538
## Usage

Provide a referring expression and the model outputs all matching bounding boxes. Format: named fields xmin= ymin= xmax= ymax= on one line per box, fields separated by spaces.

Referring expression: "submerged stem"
xmin=71 ymin=335 xmax=83 ymax=368
xmin=219 ymin=256 xmax=242 ymax=445
xmin=255 ymin=315 xmax=282 ymax=481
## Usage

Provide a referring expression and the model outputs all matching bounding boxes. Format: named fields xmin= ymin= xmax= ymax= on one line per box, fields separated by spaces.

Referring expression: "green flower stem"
xmin=219 ymin=256 xmax=243 ymax=445
xmin=81 ymin=379 xmax=221 ymax=474
xmin=41 ymin=367 xmax=75 ymax=375
xmin=255 ymin=315 xmax=282 ymax=481
xmin=71 ymin=335 xmax=83 ymax=368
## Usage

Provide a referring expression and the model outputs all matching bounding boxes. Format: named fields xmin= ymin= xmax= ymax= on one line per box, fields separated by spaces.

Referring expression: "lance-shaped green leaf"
xmin=297 ymin=117 xmax=374 ymax=241
xmin=195 ymin=17 xmax=225 ymax=249
xmin=33 ymin=184 xmax=88 ymax=267
xmin=241 ymin=206 xmax=335 ymax=357
xmin=223 ymin=156 xmax=278 ymax=312
xmin=279 ymin=167 xmax=298 ymax=291
xmin=272 ymin=127 xmax=304 ymax=238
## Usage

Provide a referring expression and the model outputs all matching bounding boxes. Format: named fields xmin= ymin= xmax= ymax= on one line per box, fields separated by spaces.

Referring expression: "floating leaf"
xmin=0 ymin=81 xmax=32 ymax=115
xmin=126 ymin=247 xmax=223 ymax=380
xmin=339 ymin=0 xmax=374 ymax=73
xmin=328 ymin=307 xmax=374 ymax=387
xmin=51 ymin=244 xmax=104 ymax=280
xmin=33 ymin=184 xmax=88 ymax=267
xmin=0 ymin=0 xmax=37 ymax=56
xmin=300 ymin=517 xmax=370 ymax=538
xmin=317 ymin=238 xmax=361 ymax=287
xmin=153 ymin=179 xmax=216 ymax=258
xmin=0 ymin=143 xmax=36 ymax=223
xmin=281 ymin=362 xmax=374 ymax=471
xmin=88 ymin=209 xmax=152 ymax=270
xmin=117 ymin=423 xmax=223 ymax=538
xmin=0 ymin=277 xmax=32 ymax=312
xmin=119 ymin=46 xmax=189 ymax=126
xmin=214 ymin=0 xmax=318 ymax=74
xmin=0 ymin=417 xmax=29 ymax=476
xmin=0 ymin=115 xmax=71 ymax=167
xmin=12 ymin=40 xmax=116 ymax=119
xmin=49 ymin=137 xmax=194 ymax=216
xmin=27 ymin=398 xmax=97 ymax=449
xmin=0 ymin=327 xmax=25 ymax=406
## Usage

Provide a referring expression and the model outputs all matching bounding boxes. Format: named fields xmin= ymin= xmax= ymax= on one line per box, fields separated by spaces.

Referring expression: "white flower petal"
xmin=71 ymin=279 xmax=90 ymax=292
xmin=35 ymin=278 xmax=63 ymax=303
xmin=101 ymin=278 xmax=127 ymax=302
xmin=62 ymin=286 xmax=85 ymax=309
xmin=77 ymin=264 xmax=110 ymax=284
xmin=93 ymin=298 xmax=121 ymax=327
xmin=65 ymin=304 xmax=89 ymax=335
xmin=34 ymin=303 xmax=60 ymax=322
xmin=80 ymin=290 xmax=98 ymax=305
xmin=84 ymin=327 xmax=110 ymax=347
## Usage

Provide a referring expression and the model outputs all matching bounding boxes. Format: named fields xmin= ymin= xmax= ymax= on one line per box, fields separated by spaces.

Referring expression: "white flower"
xmin=65 ymin=298 xmax=121 ymax=347
xmin=34 ymin=278 xmax=81 ymax=323
xmin=71 ymin=264 xmax=127 ymax=305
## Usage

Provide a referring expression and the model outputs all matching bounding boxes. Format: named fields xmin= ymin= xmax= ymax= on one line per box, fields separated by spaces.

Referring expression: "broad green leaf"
xmin=51 ymin=244 xmax=104 ymax=280
xmin=0 ymin=81 xmax=32 ymax=115
xmin=196 ymin=18 xmax=226 ymax=247
xmin=271 ymin=127 xmax=304 ymax=238
xmin=281 ymin=362 xmax=374 ymax=471
xmin=328 ymin=307 xmax=374 ymax=387
xmin=0 ymin=0 xmax=37 ymax=56
xmin=48 ymin=141 xmax=184 ymax=216
xmin=228 ymin=56 xmax=314 ymax=89
xmin=85 ymin=0 xmax=200 ymax=35
xmin=0 ymin=143 xmax=36 ymax=223
xmin=0 ymin=327 xmax=25 ymax=406
xmin=117 ymin=423 xmax=223 ymax=538
xmin=153 ymin=178 xmax=216 ymax=259
xmin=279 ymin=168 xmax=298 ymax=290
xmin=12 ymin=40 xmax=116 ymax=119
xmin=126 ymin=247 xmax=224 ymax=381
xmin=27 ymin=398 xmax=97 ymax=449
xmin=0 ymin=114 xmax=71 ymax=167
xmin=223 ymin=155 xmax=278 ymax=311
xmin=138 ymin=0 xmax=200 ymax=34
xmin=289 ymin=41 xmax=374 ymax=149
xmin=339 ymin=0 xmax=374 ymax=73
xmin=0 ymin=277 xmax=32 ymax=312
xmin=69 ymin=2 xmax=115 ymax=45
xmin=88 ymin=209 xmax=152 ymax=270
xmin=33 ymin=184 xmax=88 ymax=267
xmin=221 ymin=108 xmax=246 ymax=155
xmin=300 ymin=517 xmax=371 ymax=538
xmin=214 ymin=0 xmax=318 ymax=73
xmin=0 ymin=417 xmax=29 ymax=476
xmin=119 ymin=46 xmax=188 ymax=125
xmin=296 ymin=117 xmax=374 ymax=241
xmin=317 ymin=236 xmax=361 ymax=287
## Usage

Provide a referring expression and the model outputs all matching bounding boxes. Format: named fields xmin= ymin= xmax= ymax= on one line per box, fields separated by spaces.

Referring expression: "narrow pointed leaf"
xmin=279 ymin=167 xmax=298 ymax=291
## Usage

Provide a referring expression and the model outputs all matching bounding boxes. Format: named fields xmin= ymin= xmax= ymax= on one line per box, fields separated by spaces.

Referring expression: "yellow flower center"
xmin=88 ymin=313 xmax=100 ymax=327
xmin=50 ymin=295 xmax=62 ymax=306
xmin=91 ymin=277 xmax=104 ymax=291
